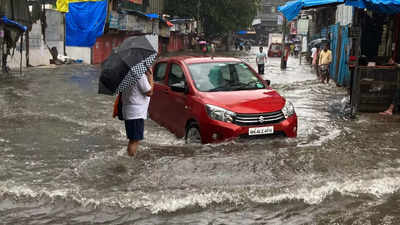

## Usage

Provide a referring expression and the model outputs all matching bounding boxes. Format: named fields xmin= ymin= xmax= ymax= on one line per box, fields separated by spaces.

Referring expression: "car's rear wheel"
xmin=185 ymin=122 xmax=202 ymax=144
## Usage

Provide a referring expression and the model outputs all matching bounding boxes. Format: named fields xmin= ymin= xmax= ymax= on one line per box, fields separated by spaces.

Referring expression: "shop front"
xmin=351 ymin=10 xmax=400 ymax=112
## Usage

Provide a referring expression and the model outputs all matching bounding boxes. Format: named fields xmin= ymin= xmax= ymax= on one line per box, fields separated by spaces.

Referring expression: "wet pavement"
xmin=1 ymin=47 xmax=400 ymax=225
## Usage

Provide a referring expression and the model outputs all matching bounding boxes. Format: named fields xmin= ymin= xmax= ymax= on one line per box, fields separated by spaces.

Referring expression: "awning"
xmin=145 ymin=13 xmax=174 ymax=27
xmin=169 ymin=18 xmax=194 ymax=24
xmin=252 ymin=18 xmax=262 ymax=26
xmin=146 ymin=13 xmax=159 ymax=19
xmin=278 ymin=0 xmax=344 ymax=21
xmin=279 ymin=0 xmax=400 ymax=21
xmin=345 ymin=0 xmax=400 ymax=14
xmin=0 ymin=16 xmax=27 ymax=32
xmin=236 ymin=30 xmax=256 ymax=35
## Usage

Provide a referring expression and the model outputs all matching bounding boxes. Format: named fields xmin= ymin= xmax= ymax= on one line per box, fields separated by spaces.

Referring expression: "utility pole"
xmin=197 ymin=0 xmax=201 ymax=33
xmin=299 ymin=35 xmax=302 ymax=65
xmin=0 ymin=24 xmax=3 ymax=72
xmin=280 ymin=15 xmax=287 ymax=69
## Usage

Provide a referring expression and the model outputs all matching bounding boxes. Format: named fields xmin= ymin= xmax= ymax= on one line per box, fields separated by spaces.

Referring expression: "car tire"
xmin=185 ymin=122 xmax=202 ymax=144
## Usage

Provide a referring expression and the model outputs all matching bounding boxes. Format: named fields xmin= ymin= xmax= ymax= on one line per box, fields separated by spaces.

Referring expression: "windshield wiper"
xmin=230 ymin=81 xmax=264 ymax=90
xmin=209 ymin=85 xmax=230 ymax=92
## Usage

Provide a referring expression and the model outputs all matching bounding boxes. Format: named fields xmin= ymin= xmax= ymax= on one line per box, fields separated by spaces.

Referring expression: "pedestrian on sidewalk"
xmin=290 ymin=44 xmax=295 ymax=56
xmin=312 ymin=46 xmax=320 ymax=77
xmin=121 ymin=67 xmax=154 ymax=156
xmin=318 ymin=44 xmax=332 ymax=83
xmin=256 ymin=46 xmax=267 ymax=75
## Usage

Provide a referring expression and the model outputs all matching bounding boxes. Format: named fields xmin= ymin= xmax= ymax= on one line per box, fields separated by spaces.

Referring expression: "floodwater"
xmin=1 ymin=47 xmax=400 ymax=225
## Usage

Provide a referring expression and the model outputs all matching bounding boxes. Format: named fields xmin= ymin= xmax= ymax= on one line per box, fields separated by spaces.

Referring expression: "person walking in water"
xmin=122 ymin=68 xmax=154 ymax=156
xmin=256 ymin=46 xmax=267 ymax=75
xmin=318 ymin=44 xmax=332 ymax=83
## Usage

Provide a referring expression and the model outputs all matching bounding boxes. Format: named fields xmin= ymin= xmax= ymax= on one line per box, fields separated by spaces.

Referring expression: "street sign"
xmin=277 ymin=15 xmax=283 ymax=25
xmin=297 ymin=19 xmax=309 ymax=36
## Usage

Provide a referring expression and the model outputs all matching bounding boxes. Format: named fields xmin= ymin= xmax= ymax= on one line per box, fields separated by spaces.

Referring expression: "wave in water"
xmin=1 ymin=175 xmax=400 ymax=214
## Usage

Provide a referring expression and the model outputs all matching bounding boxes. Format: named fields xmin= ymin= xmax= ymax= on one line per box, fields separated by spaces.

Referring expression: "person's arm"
xmin=319 ymin=52 xmax=322 ymax=65
xmin=145 ymin=69 xmax=154 ymax=96
xmin=328 ymin=51 xmax=332 ymax=64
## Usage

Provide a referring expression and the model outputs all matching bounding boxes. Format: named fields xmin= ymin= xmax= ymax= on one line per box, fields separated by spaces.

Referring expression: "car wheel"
xmin=185 ymin=122 xmax=202 ymax=144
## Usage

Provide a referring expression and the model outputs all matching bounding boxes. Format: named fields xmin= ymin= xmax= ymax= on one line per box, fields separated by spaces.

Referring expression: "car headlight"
xmin=282 ymin=100 xmax=295 ymax=118
xmin=206 ymin=104 xmax=236 ymax=123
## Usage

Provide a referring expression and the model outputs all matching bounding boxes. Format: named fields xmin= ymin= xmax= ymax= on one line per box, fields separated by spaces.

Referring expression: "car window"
xmin=168 ymin=63 xmax=186 ymax=87
xmin=236 ymin=64 xmax=259 ymax=84
xmin=270 ymin=44 xmax=281 ymax=51
xmin=220 ymin=65 xmax=231 ymax=81
xmin=188 ymin=62 xmax=265 ymax=92
xmin=154 ymin=62 xmax=167 ymax=82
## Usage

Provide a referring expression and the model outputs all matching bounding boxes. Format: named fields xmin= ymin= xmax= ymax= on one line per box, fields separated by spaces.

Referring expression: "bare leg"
xmin=379 ymin=104 xmax=394 ymax=115
xmin=127 ymin=140 xmax=139 ymax=156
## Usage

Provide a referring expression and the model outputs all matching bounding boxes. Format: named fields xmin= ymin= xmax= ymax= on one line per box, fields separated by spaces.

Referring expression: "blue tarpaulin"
xmin=146 ymin=13 xmax=160 ymax=19
xmin=278 ymin=0 xmax=344 ymax=21
xmin=345 ymin=0 xmax=400 ymax=14
xmin=66 ymin=0 xmax=107 ymax=47
xmin=278 ymin=0 xmax=400 ymax=21
xmin=277 ymin=0 xmax=304 ymax=21
xmin=0 ymin=16 xmax=27 ymax=32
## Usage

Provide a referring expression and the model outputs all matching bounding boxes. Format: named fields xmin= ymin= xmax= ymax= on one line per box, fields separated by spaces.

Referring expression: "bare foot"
xmin=127 ymin=148 xmax=137 ymax=157
xmin=379 ymin=110 xmax=393 ymax=116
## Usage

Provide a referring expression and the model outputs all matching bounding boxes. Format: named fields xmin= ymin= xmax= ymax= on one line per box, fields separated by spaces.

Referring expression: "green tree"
xmin=164 ymin=0 xmax=259 ymax=39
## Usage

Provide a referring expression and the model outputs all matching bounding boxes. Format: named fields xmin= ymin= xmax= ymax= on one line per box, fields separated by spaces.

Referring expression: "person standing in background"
xmin=256 ymin=47 xmax=267 ymax=75
xmin=318 ymin=44 xmax=332 ymax=83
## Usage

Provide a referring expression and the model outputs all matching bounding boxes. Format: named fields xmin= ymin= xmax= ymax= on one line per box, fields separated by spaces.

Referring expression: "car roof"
xmin=158 ymin=56 xmax=243 ymax=65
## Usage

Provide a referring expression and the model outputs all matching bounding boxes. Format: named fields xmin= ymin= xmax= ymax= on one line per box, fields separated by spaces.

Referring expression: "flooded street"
xmin=1 ymin=47 xmax=400 ymax=225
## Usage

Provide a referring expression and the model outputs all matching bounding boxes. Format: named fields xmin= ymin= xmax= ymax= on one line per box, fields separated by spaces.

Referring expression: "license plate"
xmin=248 ymin=126 xmax=274 ymax=136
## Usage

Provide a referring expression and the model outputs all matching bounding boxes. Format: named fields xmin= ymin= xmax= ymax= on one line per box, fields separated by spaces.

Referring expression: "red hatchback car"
xmin=268 ymin=43 xmax=282 ymax=57
xmin=149 ymin=56 xmax=297 ymax=144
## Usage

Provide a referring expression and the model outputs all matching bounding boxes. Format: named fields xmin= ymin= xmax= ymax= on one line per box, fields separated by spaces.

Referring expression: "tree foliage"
xmin=164 ymin=0 xmax=259 ymax=39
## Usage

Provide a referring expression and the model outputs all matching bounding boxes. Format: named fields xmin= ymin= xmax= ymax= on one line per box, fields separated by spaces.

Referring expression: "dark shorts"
xmin=124 ymin=119 xmax=144 ymax=141
xmin=258 ymin=64 xmax=265 ymax=75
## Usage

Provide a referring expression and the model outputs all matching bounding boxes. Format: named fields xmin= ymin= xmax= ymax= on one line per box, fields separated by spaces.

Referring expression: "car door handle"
xmin=162 ymin=90 xmax=169 ymax=94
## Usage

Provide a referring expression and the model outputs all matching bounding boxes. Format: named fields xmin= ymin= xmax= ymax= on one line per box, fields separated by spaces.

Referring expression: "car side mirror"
xmin=170 ymin=81 xmax=187 ymax=93
xmin=264 ymin=79 xmax=271 ymax=86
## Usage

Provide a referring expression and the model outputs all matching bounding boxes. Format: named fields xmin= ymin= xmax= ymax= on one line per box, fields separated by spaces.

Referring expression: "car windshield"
xmin=270 ymin=44 xmax=281 ymax=51
xmin=188 ymin=62 xmax=265 ymax=92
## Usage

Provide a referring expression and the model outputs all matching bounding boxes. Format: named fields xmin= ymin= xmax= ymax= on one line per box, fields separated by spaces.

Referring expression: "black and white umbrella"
xmin=98 ymin=35 xmax=158 ymax=95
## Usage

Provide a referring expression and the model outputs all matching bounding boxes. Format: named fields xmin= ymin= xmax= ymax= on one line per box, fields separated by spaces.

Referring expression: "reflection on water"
xmin=1 ymin=57 xmax=400 ymax=224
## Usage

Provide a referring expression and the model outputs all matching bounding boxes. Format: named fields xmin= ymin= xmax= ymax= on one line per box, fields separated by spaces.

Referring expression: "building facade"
xmin=253 ymin=0 xmax=287 ymax=44
xmin=146 ymin=0 xmax=164 ymax=15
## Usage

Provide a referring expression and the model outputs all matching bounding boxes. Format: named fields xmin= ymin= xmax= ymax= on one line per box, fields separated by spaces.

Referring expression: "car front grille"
xmin=234 ymin=111 xmax=285 ymax=126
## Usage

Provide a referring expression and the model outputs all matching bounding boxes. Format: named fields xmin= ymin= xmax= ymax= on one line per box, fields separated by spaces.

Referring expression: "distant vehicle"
xmin=268 ymin=43 xmax=282 ymax=57
xmin=149 ymin=56 xmax=298 ymax=144
xmin=268 ymin=33 xmax=282 ymax=45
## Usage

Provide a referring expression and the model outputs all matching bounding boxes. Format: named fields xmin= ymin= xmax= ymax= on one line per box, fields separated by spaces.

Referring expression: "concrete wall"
xmin=6 ymin=9 xmax=65 ymax=69
xmin=66 ymin=47 xmax=91 ymax=64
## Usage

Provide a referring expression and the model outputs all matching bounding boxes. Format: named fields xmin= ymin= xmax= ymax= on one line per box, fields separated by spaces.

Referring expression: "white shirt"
xmin=256 ymin=52 xmax=267 ymax=65
xmin=122 ymin=75 xmax=151 ymax=120
xmin=311 ymin=47 xmax=317 ymax=57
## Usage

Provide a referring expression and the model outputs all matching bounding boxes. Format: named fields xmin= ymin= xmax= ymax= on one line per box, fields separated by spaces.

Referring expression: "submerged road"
xmin=1 ymin=47 xmax=400 ymax=225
